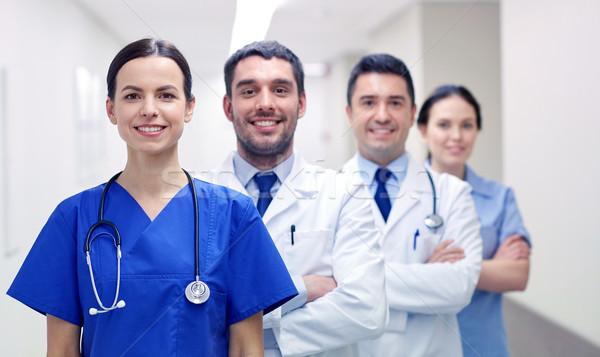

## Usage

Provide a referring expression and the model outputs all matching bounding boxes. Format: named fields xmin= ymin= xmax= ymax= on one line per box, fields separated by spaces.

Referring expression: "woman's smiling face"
xmin=106 ymin=56 xmax=195 ymax=158
xmin=419 ymin=94 xmax=479 ymax=173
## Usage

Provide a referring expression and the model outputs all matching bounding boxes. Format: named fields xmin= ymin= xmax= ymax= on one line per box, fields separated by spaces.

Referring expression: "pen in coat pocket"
xmin=413 ymin=229 xmax=419 ymax=250
xmin=290 ymin=225 xmax=295 ymax=245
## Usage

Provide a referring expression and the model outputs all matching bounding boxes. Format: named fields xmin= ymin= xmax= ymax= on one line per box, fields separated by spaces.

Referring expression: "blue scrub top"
xmin=8 ymin=178 xmax=297 ymax=356
xmin=458 ymin=166 xmax=531 ymax=357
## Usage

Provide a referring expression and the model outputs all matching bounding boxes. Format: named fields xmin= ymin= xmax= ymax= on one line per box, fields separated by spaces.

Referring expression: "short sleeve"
xmin=7 ymin=203 xmax=83 ymax=326
xmin=225 ymin=197 xmax=297 ymax=325
xmin=499 ymin=187 xmax=531 ymax=246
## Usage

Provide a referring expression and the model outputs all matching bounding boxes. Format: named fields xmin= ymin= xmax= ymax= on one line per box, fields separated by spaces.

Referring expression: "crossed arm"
xmin=477 ymin=234 xmax=530 ymax=292
xmin=431 ymin=234 xmax=530 ymax=293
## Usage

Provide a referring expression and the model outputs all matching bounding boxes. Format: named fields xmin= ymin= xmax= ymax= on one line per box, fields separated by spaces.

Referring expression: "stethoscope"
xmin=84 ymin=169 xmax=210 ymax=316
xmin=423 ymin=169 xmax=444 ymax=230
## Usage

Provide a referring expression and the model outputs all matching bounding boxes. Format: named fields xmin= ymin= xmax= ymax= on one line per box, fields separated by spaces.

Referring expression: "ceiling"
xmin=74 ymin=0 xmax=415 ymax=77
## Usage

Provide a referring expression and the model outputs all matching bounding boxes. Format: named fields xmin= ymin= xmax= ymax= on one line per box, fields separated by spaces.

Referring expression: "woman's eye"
xmin=125 ymin=93 xmax=139 ymax=100
xmin=160 ymin=93 xmax=175 ymax=99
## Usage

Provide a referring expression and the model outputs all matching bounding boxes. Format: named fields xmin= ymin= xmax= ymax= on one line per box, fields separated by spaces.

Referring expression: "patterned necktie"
xmin=374 ymin=168 xmax=392 ymax=222
xmin=254 ymin=173 xmax=277 ymax=217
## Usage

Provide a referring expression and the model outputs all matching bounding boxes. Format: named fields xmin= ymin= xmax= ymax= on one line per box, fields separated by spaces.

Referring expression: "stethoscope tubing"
xmin=183 ymin=169 xmax=201 ymax=280
xmin=423 ymin=169 xmax=444 ymax=230
xmin=85 ymin=169 xmax=204 ymax=314
xmin=425 ymin=169 xmax=438 ymax=216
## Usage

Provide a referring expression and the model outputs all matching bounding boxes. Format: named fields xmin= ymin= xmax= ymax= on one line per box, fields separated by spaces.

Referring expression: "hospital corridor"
xmin=1 ymin=0 xmax=599 ymax=355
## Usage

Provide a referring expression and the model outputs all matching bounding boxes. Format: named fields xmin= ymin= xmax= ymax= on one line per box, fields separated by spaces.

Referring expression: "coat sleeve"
xmin=277 ymin=184 xmax=388 ymax=356
xmin=385 ymin=178 xmax=482 ymax=314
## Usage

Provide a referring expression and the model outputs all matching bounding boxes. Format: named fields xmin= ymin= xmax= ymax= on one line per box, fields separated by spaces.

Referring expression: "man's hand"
xmin=303 ymin=275 xmax=337 ymax=303
xmin=427 ymin=239 xmax=465 ymax=263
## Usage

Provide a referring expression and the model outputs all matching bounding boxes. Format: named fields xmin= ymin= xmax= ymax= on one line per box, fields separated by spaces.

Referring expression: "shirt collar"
xmin=233 ymin=151 xmax=295 ymax=187
xmin=356 ymin=152 xmax=409 ymax=185
xmin=425 ymin=160 xmax=494 ymax=198
xmin=464 ymin=165 xmax=493 ymax=197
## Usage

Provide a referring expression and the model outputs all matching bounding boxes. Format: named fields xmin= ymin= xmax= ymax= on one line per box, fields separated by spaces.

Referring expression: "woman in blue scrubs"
xmin=417 ymin=84 xmax=531 ymax=357
xmin=8 ymin=38 xmax=297 ymax=356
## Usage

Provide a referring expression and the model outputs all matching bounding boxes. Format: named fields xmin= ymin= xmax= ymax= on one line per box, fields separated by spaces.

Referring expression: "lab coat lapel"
xmin=342 ymin=155 xmax=388 ymax=232
xmin=262 ymin=155 xmax=316 ymax=225
xmin=384 ymin=155 xmax=433 ymax=234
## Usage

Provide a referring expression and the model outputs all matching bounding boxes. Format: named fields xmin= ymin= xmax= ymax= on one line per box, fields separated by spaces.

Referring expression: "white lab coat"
xmin=342 ymin=153 xmax=482 ymax=357
xmin=203 ymin=152 xmax=388 ymax=357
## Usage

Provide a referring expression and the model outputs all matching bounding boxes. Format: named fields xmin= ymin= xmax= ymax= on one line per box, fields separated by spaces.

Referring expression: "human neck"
xmin=238 ymin=147 xmax=292 ymax=172
xmin=361 ymin=148 xmax=404 ymax=168
xmin=431 ymin=160 xmax=466 ymax=180
xmin=118 ymin=147 xmax=188 ymax=203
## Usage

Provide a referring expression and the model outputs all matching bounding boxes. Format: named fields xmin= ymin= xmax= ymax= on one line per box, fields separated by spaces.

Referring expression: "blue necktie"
xmin=254 ymin=173 xmax=277 ymax=217
xmin=374 ymin=168 xmax=392 ymax=222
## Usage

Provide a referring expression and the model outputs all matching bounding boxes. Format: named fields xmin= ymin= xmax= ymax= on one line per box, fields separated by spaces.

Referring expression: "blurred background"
xmin=1 ymin=0 xmax=599 ymax=355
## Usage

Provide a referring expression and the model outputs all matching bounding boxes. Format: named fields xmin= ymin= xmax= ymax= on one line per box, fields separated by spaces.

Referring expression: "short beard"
xmin=233 ymin=111 xmax=297 ymax=161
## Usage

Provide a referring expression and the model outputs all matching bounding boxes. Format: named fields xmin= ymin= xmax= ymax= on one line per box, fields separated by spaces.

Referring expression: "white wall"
xmin=0 ymin=1 xmax=121 ymax=354
xmin=502 ymin=0 xmax=600 ymax=347
xmin=422 ymin=2 xmax=502 ymax=181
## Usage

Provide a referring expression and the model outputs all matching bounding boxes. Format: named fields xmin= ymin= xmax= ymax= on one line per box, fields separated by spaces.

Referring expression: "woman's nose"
xmin=141 ymin=98 xmax=159 ymax=118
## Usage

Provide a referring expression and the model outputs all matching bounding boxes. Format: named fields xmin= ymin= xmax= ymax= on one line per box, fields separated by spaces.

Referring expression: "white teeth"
xmin=137 ymin=126 xmax=163 ymax=132
xmin=254 ymin=121 xmax=277 ymax=127
xmin=372 ymin=129 xmax=392 ymax=134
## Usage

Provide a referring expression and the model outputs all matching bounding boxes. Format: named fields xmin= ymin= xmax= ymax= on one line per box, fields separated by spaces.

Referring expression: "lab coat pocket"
xmin=387 ymin=308 xmax=408 ymax=332
xmin=283 ymin=229 xmax=334 ymax=276
xmin=411 ymin=232 xmax=441 ymax=263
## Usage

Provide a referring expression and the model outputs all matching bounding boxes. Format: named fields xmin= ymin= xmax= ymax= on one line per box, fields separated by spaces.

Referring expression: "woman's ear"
xmin=106 ymin=98 xmax=117 ymax=125
xmin=184 ymin=98 xmax=196 ymax=123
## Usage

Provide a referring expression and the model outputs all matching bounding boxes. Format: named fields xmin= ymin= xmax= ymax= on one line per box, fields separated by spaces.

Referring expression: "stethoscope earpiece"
xmin=89 ymin=300 xmax=125 ymax=316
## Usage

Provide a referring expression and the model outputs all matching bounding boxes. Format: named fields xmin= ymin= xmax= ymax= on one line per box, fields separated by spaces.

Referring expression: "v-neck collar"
xmin=111 ymin=181 xmax=192 ymax=222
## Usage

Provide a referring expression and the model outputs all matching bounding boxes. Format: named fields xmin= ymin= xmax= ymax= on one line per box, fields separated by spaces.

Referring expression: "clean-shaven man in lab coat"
xmin=203 ymin=41 xmax=387 ymax=357
xmin=342 ymin=54 xmax=482 ymax=357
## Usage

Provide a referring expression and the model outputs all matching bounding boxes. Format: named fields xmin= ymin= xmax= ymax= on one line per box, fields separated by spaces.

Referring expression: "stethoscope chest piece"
xmin=424 ymin=213 xmax=444 ymax=230
xmin=185 ymin=280 xmax=210 ymax=304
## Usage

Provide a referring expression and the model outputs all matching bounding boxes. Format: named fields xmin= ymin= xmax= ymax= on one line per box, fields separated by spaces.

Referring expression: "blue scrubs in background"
xmin=458 ymin=166 xmax=531 ymax=357
xmin=8 ymin=179 xmax=297 ymax=356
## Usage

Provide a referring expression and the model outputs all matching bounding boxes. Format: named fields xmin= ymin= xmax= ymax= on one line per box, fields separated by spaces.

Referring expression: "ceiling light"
xmin=229 ymin=0 xmax=283 ymax=54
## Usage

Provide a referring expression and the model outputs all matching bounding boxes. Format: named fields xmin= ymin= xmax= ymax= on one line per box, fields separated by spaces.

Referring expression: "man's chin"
xmin=241 ymin=141 xmax=291 ymax=158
